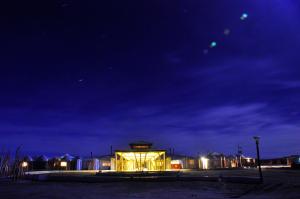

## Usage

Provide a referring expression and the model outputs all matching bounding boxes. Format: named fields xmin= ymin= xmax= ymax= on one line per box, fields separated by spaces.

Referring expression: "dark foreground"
xmin=1 ymin=169 xmax=300 ymax=199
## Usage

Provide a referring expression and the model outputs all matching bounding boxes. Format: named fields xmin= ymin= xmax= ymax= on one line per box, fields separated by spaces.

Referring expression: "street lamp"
xmin=253 ymin=136 xmax=263 ymax=182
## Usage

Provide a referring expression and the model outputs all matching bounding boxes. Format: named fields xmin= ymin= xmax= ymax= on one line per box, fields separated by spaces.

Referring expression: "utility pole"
xmin=237 ymin=145 xmax=243 ymax=167
xmin=253 ymin=136 xmax=263 ymax=183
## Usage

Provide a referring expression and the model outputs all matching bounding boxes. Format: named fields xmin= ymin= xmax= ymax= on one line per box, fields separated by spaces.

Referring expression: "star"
xmin=210 ymin=41 xmax=217 ymax=48
xmin=240 ymin=13 xmax=248 ymax=20
xmin=224 ymin=29 xmax=230 ymax=36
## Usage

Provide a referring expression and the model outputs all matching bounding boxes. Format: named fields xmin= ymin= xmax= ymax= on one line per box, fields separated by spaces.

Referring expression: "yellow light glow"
xmin=115 ymin=151 xmax=166 ymax=172
xmin=116 ymin=151 xmax=163 ymax=161
xmin=60 ymin=161 xmax=67 ymax=167
xmin=22 ymin=162 xmax=28 ymax=167
xmin=201 ymin=157 xmax=209 ymax=170
xmin=189 ymin=159 xmax=195 ymax=165
xmin=102 ymin=162 xmax=110 ymax=167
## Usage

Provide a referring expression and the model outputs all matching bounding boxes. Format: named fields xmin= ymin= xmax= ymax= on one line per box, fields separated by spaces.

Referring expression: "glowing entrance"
xmin=115 ymin=151 xmax=166 ymax=171
xmin=114 ymin=141 xmax=166 ymax=172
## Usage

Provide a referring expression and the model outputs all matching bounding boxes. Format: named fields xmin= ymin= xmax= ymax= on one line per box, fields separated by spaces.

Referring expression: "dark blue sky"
xmin=1 ymin=0 xmax=300 ymax=158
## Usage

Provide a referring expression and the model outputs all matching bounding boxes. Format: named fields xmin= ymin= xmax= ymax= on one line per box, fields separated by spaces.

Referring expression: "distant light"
xmin=203 ymin=49 xmax=209 ymax=55
xmin=102 ymin=162 xmax=111 ymax=167
xmin=210 ymin=41 xmax=217 ymax=48
xmin=171 ymin=160 xmax=182 ymax=165
xmin=201 ymin=157 xmax=209 ymax=169
xmin=224 ymin=28 xmax=230 ymax=36
xmin=60 ymin=161 xmax=67 ymax=167
xmin=22 ymin=162 xmax=28 ymax=167
xmin=78 ymin=79 xmax=84 ymax=82
xmin=240 ymin=13 xmax=248 ymax=20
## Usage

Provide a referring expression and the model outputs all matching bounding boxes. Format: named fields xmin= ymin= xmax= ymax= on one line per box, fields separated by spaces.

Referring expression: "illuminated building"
xmin=82 ymin=158 xmax=100 ymax=170
xmin=21 ymin=142 xmax=262 ymax=172
xmin=21 ymin=155 xmax=33 ymax=171
xmin=169 ymin=154 xmax=197 ymax=170
xmin=198 ymin=152 xmax=248 ymax=169
xmin=199 ymin=157 xmax=209 ymax=170
xmin=98 ymin=155 xmax=113 ymax=170
xmin=48 ymin=154 xmax=81 ymax=170
xmin=113 ymin=141 xmax=167 ymax=172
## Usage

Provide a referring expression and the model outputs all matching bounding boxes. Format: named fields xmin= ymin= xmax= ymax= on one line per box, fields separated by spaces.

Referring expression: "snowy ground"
xmin=1 ymin=169 xmax=300 ymax=199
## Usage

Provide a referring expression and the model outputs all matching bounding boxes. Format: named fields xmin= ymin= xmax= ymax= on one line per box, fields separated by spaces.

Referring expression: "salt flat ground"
xmin=1 ymin=169 xmax=300 ymax=199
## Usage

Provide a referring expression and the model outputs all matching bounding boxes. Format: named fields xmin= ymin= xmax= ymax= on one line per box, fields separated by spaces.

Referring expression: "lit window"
xmin=60 ymin=161 xmax=67 ymax=167
xmin=102 ymin=162 xmax=111 ymax=167
xmin=22 ymin=162 xmax=28 ymax=167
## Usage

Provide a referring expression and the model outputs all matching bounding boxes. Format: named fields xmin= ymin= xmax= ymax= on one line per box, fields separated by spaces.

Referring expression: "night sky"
xmin=1 ymin=0 xmax=300 ymax=158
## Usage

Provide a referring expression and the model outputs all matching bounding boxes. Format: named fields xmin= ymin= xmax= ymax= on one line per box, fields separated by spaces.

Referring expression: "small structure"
xmin=74 ymin=156 xmax=83 ymax=170
xmin=226 ymin=155 xmax=239 ymax=168
xmin=169 ymin=154 xmax=197 ymax=170
xmin=21 ymin=155 xmax=34 ymax=171
xmin=60 ymin=154 xmax=76 ymax=170
xmin=33 ymin=155 xmax=49 ymax=170
xmin=47 ymin=154 xmax=77 ymax=170
xmin=198 ymin=153 xmax=252 ymax=169
xmin=48 ymin=157 xmax=61 ymax=170
xmin=291 ymin=155 xmax=300 ymax=169
xmin=240 ymin=156 xmax=256 ymax=168
xmin=99 ymin=155 xmax=113 ymax=170
xmin=199 ymin=156 xmax=209 ymax=169
xmin=82 ymin=158 xmax=100 ymax=170
xmin=261 ymin=155 xmax=299 ymax=168
xmin=206 ymin=152 xmax=227 ymax=169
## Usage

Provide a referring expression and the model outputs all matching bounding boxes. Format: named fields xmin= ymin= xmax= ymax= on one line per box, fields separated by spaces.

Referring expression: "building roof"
xmin=23 ymin=155 xmax=33 ymax=162
xmin=129 ymin=141 xmax=153 ymax=149
xmin=115 ymin=149 xmax=166 ymax=153
xmin=129 ymin=141 xmax=152 ymax=145
xmin=35 ymin=155 xmax=49 ymax=161
xmin=61 ymin=153 xmax=75 ymax=161
xmin=209 ymin=152 xmax=223 ymax=156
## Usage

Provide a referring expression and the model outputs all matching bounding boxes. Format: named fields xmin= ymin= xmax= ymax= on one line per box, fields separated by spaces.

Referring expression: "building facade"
xmin=113 ymin=141 xmax=167 ymax=172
